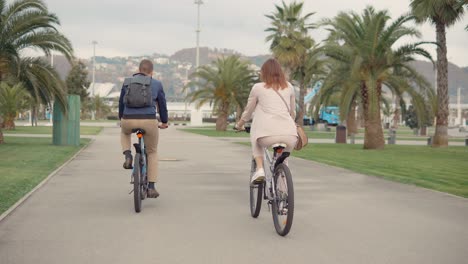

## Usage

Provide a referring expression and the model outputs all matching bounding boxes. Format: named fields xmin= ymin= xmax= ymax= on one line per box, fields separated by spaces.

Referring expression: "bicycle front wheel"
xmin=133 ymin=153 xmax=142 ymax=213
xmin=271 ymin=163 xmax=294 ymax=236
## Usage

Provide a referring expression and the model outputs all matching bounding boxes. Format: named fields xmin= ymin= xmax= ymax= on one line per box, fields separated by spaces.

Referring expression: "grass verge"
xmin=3 ymin=126 xmax=103 ymax=135
xmin=0 ymin=137 xmax=91 ymax=214
xmin=179 ymin=127 xmax=466 ymax=142
xmin=238 ymin=142 xmax=468 ymax=198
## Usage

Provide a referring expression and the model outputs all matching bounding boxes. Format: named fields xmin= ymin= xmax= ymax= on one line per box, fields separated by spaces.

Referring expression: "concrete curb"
xmin=0 ymin=139 xmax=95 ymax=223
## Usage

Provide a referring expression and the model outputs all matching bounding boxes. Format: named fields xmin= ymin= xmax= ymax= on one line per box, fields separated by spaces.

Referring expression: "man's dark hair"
xmin=139 ymin=59 xmax=154 ymax=75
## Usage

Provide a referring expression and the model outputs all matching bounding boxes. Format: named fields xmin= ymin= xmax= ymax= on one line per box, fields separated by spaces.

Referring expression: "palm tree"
xmin=265 ymin=0 xmax=315 ymax=125
xmin=292 ymin=45 xmax=327 ymax=124
xmin=321 ymin=7 xmax=434 ymax=149
xmin=0 ymin=82 xmax=30 ymax=130
xmin=187 ymin=56 xmax=255 ymax=131
xmin=87 ymin=95 xmax=110 ymax=120
xmin=0 ymin=0 xmax=73 ymax=143
xmin=410 ymin=0 xmax=466 ymax=147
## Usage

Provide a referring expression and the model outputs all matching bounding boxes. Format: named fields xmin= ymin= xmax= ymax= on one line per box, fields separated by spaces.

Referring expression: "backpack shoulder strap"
xmin=131 ymin=75 xmax=151 ymax=85
xmin=123 ymin=77 xmax=132 ymax=87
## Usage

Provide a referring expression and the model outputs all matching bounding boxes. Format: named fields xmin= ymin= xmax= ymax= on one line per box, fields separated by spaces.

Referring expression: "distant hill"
xmin=46 ymin=48 xmax=468 ymax=103
xmin=44 ymin=55 xmax=72 ymax=80
xmin=409 ymin=61 xmax=468 ymax=103
xmin=169 ymin=47 xmax=271 ymax=67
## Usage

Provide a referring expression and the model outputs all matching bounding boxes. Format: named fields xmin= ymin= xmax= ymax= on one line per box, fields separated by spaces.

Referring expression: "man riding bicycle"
xmin=119 ymin=59 xmax=168 ymax=198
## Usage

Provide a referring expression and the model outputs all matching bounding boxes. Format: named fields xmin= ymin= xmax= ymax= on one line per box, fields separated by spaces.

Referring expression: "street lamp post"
xmin=195 ymin=0 xmax=203 ymax=70
xmin=91 ymin=41 xmax=98 ymax=120
xmin=49 ymin=52 xmax=54 ymax=125
xmin=191 ymin=0 xmax=204 ymax=126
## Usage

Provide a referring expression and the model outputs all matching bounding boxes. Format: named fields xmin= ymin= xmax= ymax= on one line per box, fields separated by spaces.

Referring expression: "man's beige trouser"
xmin=121 ymin=119 xmax=159 ymax=182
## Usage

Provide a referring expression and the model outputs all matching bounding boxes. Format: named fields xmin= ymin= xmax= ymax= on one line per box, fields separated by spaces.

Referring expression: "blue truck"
xmin=302 ymin=82 xmax=340 ymax=125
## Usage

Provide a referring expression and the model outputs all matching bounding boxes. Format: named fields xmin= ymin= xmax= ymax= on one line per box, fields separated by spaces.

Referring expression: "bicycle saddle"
xmin=271 ymin=143 xmax=287 ymax=148
xmin=131 ymin=128 xmax=146 ymax=134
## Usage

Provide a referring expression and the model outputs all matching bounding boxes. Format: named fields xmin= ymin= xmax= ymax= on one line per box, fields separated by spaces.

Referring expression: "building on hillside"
xmin=155 ymin=57 xmax=170 ymax=65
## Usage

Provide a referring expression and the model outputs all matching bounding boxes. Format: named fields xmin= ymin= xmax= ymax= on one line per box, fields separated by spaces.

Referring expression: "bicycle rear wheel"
xmin=271 ymin=163 xmax=294 ymax=236
xmin=249 ymin=159 xmax=263 ymax=217
xmin=133 ymin=153 xmax=142 ymax=213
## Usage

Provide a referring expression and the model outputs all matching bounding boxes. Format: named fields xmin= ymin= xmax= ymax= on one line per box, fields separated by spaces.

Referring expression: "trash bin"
xmin=388 ymin=129 xmax=396 ymax=144
xmin=335 ymin=125 xmax=347 ymax=144
xmin=53 ymin=95 xmax=81 ymax=146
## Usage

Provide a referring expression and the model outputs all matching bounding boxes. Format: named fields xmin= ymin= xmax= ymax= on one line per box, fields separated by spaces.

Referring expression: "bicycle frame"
xmin=139 ymin=136 xmax=147 ymax=178
xmin=132 ymin=133 xmax=147 ymax=182
xmin=263 ymin=148 xmax=277 ymax=200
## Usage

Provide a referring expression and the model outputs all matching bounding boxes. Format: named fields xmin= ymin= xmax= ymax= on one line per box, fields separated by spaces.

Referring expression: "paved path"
xmin=1 ymin=127 xmax=467 ymax=264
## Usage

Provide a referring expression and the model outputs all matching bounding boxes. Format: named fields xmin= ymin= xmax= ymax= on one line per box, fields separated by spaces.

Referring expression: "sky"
xmin=38 ymin=0 xmax=468 ymax=67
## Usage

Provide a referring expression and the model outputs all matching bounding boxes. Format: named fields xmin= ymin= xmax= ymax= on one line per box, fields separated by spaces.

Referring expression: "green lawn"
xmin=293 ymin=144 xmax=468 ymax=198
xmin=180 ymin=127 xmax=466 ymax=142
xmin=236 ymin=142 xmax=468 ymax=197
xmin=3 ymin=126 xmax=103 ymax=135
xmin=0 ymin=137 xmax=91 ymax=214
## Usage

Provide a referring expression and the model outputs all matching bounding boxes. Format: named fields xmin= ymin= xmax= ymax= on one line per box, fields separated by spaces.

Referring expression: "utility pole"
xmin=191 ymin=0 xmax=204 ymax=126
xmin=49 ymin=53 xmax=54 ymax=125
xmin=457 ymin=87 xmax=462 ymax=126
xmin=195 ymin=0 xmax=203 ymax=70
xmin=91 ymin=41 xmax=98 ymax=120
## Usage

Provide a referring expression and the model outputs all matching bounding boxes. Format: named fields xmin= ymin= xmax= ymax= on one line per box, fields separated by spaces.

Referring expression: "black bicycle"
xmin=130 ymin=128 xmax=148 ymax=213
xmin=238 ymin=126 xmax=295 ymax=236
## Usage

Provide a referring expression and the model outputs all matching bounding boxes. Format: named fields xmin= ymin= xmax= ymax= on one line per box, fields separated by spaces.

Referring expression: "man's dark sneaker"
xmin=123 ymin=150 xmax=133 ymax=169
xmin=147 ymin=188 xmax=160 ymax=198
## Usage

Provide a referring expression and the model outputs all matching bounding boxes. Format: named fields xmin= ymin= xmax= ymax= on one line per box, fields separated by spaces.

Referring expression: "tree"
xmin=265 ymin=0 xmax=316 ymax=125
xmin=187 ymin=56 xmax=255 ymax=131
xmin=86 ymin=95 xmax=110 ymax=120
xmin=321 ymin=7 xmax=435 ymax=149
xmin=0 ymin=0 xmax=73 ymax=143
xmin=404 ymin=105 xmax=419 ymax=130
xmin=0 ymin=82 xmax=29 ymax=130
xmin=410 ymin=0 xmax=466 ymax=147
xmin=292 ymin=45 xmax=328 ymax=124
xmin=66 ymin=60 xmax=90 ymax=101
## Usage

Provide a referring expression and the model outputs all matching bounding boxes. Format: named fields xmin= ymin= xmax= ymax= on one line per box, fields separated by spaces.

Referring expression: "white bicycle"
xmin=238 ymin=126 xmax=294 ymax=236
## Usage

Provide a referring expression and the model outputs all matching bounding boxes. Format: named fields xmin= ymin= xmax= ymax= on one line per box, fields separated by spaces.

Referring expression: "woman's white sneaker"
xmin=251 ymin=168 xmax=265 ymax=184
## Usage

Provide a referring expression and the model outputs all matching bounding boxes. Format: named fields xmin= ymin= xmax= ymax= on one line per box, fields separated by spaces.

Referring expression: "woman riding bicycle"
xmin=235 ymin=58 xmax=297 ymax=184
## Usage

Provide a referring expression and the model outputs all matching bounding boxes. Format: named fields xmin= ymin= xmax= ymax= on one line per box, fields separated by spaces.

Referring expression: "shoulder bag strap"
xmin=273 ymin=88 xmax=291 ymax=114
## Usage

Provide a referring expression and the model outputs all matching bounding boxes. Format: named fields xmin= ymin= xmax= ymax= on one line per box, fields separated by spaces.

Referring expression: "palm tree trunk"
xmin=3 ymin=114 xmax=16 ymax=130
xmin=362 ymin=82 xmax=385 ymax=149
xmin=0 ymin=71 xmax=3 ymax=144
xmin=235 ymin=105 xmax=242 ymax=123
xmin=433 ymin=21 xmax=449 ymax=147
xmin=216 ymin=102 xmax=230 ymax=131
xmin=346 ymin=100 xmax=358 ymax=136
xmin=297 ymin=77 xmax=306 ymax=126
xmin=392 ymin=96 xmax=400 ymax=129
xmin=357 ymin=105 xmax=365 ymax=128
